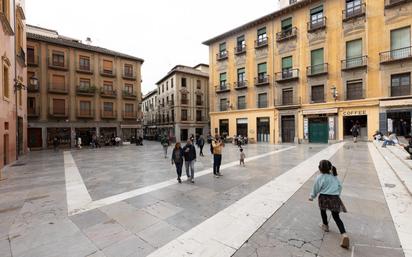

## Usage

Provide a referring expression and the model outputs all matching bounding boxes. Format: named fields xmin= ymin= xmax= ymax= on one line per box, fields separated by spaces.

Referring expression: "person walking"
xmin=198 ymin=135 xmax=205 ymax=156
xmin=77 ymin=137 xmax=82 ymax=149
xmin=53 ymin=136 xmax=59 ymax=152
xmin=161 ymin=135 xmax=169 ymax=158
xmin=350 ymin=123 xmax=359 ymax=143
xmin=309 ymin=160 xmax=349 ymax=249
xmin=171 ymin=142 xmax=184 ymax=183
xmin=183 ymin=139 xmax=196 ymax=183
xmin=212 ymin=135 xmax=224 ymax=178
xmin=240 ymin=148 xmax=245 ymax=167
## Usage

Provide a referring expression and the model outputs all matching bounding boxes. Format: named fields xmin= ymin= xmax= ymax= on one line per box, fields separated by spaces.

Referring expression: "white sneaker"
xmin=320 ymin=224 xmax=329 ymax=232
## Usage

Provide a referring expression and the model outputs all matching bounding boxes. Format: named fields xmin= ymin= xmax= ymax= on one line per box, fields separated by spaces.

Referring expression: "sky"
xmin=26 ymin=0 xmax=279 ymax=95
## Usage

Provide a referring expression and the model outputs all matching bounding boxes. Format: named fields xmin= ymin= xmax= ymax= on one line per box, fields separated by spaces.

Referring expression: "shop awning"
xmin=302 ymin=108 xmax=338 ymax=115
xmin=380 ymin=98 xmax=412 ymax=107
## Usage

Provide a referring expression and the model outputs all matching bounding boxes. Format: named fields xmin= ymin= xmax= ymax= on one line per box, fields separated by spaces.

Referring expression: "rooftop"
xmin=27 ymin=24 xmax=144 ymax=63
xmin=143 ymin=89 xmax=158 ymax=100
xmin=156 ymin=64 xmax=209 ymax=85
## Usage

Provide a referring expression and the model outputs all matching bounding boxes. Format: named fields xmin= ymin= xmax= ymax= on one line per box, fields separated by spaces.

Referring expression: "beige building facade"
xmin=156 ymin=64 xmax=210 ymax=142
xmin=142 ymin=89 xmax=158 ymax=140
xmin=0 ymin=0 xmax=27 ymax=170
xmin=26 ymin=25 xmax=144 ymax=148
xmin=204 ymin=0 xmax=412 ymax=144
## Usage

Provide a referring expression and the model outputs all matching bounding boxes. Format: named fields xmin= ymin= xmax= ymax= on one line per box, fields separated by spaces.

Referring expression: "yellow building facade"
xmin=204 ymin=0 xmax=412 ymax=144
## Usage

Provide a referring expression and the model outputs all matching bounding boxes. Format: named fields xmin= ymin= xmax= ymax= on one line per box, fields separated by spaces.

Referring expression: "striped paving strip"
xmin=147 ymin=142 xmax=345 ymax=257
xmin=369 ymin=143 xmax=412 ymax=257
xmin=66 ymin=146 xmax=296 ymax=216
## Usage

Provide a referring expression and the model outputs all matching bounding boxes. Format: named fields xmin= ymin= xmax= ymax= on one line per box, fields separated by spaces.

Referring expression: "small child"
xmin=309 ymin=160 xmax=349 ymax=249
xmin=240 ymin=148 xmax=245 ymax=167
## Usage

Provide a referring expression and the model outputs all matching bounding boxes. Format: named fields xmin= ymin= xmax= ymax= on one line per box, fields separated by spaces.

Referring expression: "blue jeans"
xmin=213 ymin=154 xmax=222 ymax=175
xmin=185 ymin=160 xmax=195 ymax=178
xmin=382 ymin=140 xmax=394 ymax=147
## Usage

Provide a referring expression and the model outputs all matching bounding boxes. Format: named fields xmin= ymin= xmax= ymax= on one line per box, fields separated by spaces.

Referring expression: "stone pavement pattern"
xmin=0 ymin=141 xmax=409 ymax=257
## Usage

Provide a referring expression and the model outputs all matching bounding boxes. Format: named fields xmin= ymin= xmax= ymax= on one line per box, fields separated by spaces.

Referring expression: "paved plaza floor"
xmin=0 ymin=141 xmax=411 ymax=257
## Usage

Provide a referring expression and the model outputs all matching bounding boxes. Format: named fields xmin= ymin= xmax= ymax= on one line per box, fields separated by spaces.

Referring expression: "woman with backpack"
xmin=309 ymin=160 xmax=349 ymax=249
xmin=171 ymin=142 xmax=184 ymax=183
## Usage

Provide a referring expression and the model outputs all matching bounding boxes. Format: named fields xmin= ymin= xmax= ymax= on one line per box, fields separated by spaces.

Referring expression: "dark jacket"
xmin=198 ymin=137 xmax=205 ymax=146
xmin=171 ymin=147 xmax=184 ymax=164
xmin=183 ymin=144 xmax=196 ymax=161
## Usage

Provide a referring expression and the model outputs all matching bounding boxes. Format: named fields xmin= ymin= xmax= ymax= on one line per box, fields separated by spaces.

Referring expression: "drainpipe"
xmin=13 ymin=0 xmax=19 ymax=161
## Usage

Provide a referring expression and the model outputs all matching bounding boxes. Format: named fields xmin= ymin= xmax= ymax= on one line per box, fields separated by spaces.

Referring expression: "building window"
xmin=282 ymin=56 xmax=293 ymax=78
xmin=346 ymin=0 xmax=362 ymax=18
xmin=220 ymin=72 xmax=227 ymax=89
xmin=53 ymin=99 xmax=65 ymax=115
xmin=28 ymin=97 xmax=36 ymax=115
xmin=196 ymin=95 xmax=202 ymax=105
xmin=390 ymin=27 xmax=411 ymax=59
xmin=124 ymin=84 xmax=133 ymax=93
xmin=346 ymin=39 xmax=362 ymax=67
xmin=52 ymin=51 xmax=65 ymax=67
xmin=125 ymin=103 xmax=134 ymax=113
xmin=282 ymin=89 xmax=293 ymax=105
xmin=220 ymin=98 xmax=228 ymax=111
xmin=281 ymin=17 xmax=292 ymax=32
xmin=236 ymin=35 xmax=246 ymax=52
xmin=311 ymin=85 xmax=325 ymax=103
xmin=79 ymin=56 xmax=90 ymax=71
xmin=79 ymin=78 xmax=91 ymax=89
xmin=257 ymin=63 xmax=267 ymax=83
xmin=103 ymin=81 xmax=113 ymax=91
xmin=181 ymin=93 xmax=188 ymax=104
xmin=181 ymin=109 xmax=188 ymax=121
xmin=238 ymin=68 xmax=245 ymax=82
xmin=27 ymin=47 xmax=35 ymax=64
xmin=257 ymin=27 xmax=267 ymax=45
xmin=346 ymin=80 xmax=363 ymax=100
xmin=219 ymin=42 xmax=227 ymax=58
xmin=310 ymin=48 xmax=324 ymax=74
xmin=103 ymin=102 xmax=113 ymax=112
xmin=181 ymin=77 xmax=187 ymax=87
xmin=391 ymin=73 xmax=411 ymax=97
xmin=238 ymin=95 xmax=246 ymax=110
xmin=79 ymin=101 xmax=91 ymax=116
xmin=171 ymin=78 xmax=174 ymax=88
xmin=103 ymin=60 xmax=113 ymax=74
xmin=124 ymin=64 xmax=133 ymax=77
xmin=51 ymin=75 xmax=66 ymax=91
xmin=166 ymin=81 xmax=169 ymax=91
xmin=196 ymin=80 xmax=201 ymax=89
xmin=196 ymin=110 xmax=202 ymax=121
xmin=258 ymin=93 xmax=267 ymax=108
xmin=309 ymin=5 xmax=324 ymax=29
xmin=2 ymin=64 xmax=9 ymax=98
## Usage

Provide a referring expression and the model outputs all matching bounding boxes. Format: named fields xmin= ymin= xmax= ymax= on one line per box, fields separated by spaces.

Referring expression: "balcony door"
xmin=390 ymin=27 xmax=411 ymax=59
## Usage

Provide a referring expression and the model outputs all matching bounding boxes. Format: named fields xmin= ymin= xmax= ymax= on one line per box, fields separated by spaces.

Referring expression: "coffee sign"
xmin=342 ymin=110 xmax=366 ymax=116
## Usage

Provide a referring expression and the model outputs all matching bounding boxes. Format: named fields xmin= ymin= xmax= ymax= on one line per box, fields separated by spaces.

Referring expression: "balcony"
xmin=17 ymin=47 xmax=26 ymax=65
xmin=181 ymin=99 xmax=189 ymax=105
xmin=76 ymin=65 xmax=93 ymax=74
xmin=216 ymin=51 xmax=228 ymax=61
xmin=76 ymin=86 xmax=96 ymax=96
xmin=27 ymin=55 xmax=39 ymax=66
xmin=380 ymin=46 xmax=412 ymax=64
xmin=235 ymin=45 xmax=246 ymax=55
xmin=306 ymin=63 xmax=328 ymax=77
xmin=47 ymin=58 xmax=68 ymax=71
xmin=77 ymin=109 xmax=94 ymax=118
xmin=27 ymin=83 xmax=40 ymax=92
xmin=234 ymin=81 xmax=248 ymax=90
xmin=342 ymin=3 xmax=366 ymax=21
xmin=123 ymin=72 xmax=136 ymax=81
xmin=216 ymin=84 xmax=230 ymax=93
xmin=255 ymin=37 xmax=268 ymax=49
xmin=49 ymin=110 xmax=68 ymax=118
xmin=100 ymin=68 xmax=116 ymax=77
xmin=254 ymin=75 xmax=270 ymax=87
xmin=101 ymin=110 xmax=116 ymax=119
xmin=307 ymin=17 xmax=326 ymax=32
xmin=122 ymin=90 xmax=137 ymax=100
xmin=100 ymin=89 xmax=117 ymax=98
xmin=275 ymin=69 xmax=299 ymax=83
xmin=123 ymin=111 xmax=137 ymax=120
xmin=385 ymin=0 xmax=412 ymax=8
xmin=48 ymin=84 xmax=68 ymax=94
xmin=28 ymin=106 xmax=40 ymax=117
xmin=275 ymin=96 xmax=301 ymax=107
xmin=276 ymin=27 xmax=298 ymax=42
xmin=341 ymin=56 xmax=368 ymax=71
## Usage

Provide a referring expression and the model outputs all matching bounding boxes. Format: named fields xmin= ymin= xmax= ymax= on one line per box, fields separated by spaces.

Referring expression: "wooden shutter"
xmin=103 ymin=60 xmax=113 ymax=71
xmin=282 ymin=56 xmax=293 ymax=69
xmin=53 ymin=99 xmax=65 ymax=115
xmin=52 ymin=75 xmax=65 ymax=90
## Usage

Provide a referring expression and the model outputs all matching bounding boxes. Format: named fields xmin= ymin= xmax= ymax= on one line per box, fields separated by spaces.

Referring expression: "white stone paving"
xmin=369 ymin=143 xmax=412 ymax=257
xmin=147 ymin=142 xmax=346 ymax=257
xmin=66 ymin=146 xmax=296 ymax=216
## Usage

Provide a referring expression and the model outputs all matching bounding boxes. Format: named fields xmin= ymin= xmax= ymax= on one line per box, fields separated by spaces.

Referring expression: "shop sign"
xmin=388 ymin=118 xmax=393 ymax=133
xmin=304 ymin=118 xmax=308 ymax=140
xmin=237 ymin=118 xmax=248 ymax=124
xmin=342 ymin=110 xmax=367 ymax=116
xmin=328 ymin=117 xmax=335 ymax=140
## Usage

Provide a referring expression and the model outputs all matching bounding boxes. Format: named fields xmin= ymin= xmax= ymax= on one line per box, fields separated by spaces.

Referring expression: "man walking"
xmin=183 ymin=139 xmax=196 ymax=183
xmin=212 ymin=134 xmax=224 ymax=178
xmin=198 ymin=135 xmax=205 ymax=156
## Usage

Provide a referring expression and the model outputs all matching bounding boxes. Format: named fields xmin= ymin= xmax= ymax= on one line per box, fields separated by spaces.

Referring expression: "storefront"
xmin=75 ymin=128 xmax=96 ymax=147
xmin=339 ymin=106 xmax=378 ymax=141
xmin=219 ymin=119 xmax=229 ymax=138
xmin=257 ymin=117 xmax=270 ymax=142
xmin=47 ymin=127 xmax=71 ymax=148
xmin=379 ymin=98 xmax=412 ymax=136
xmin=121 ymin=124 xmax=141 ymax=143
xmin=303 ymin=108 xmax=338 ymax=144
xmin=236 ymin=118 xmax=248 ymax=137
xmin=281 ymin=115 xmax=295 ymax=143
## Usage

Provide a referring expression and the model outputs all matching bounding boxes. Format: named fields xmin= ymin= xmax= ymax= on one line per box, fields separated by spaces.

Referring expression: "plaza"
xmin=0 ymin=141 xmax=411 ymax=257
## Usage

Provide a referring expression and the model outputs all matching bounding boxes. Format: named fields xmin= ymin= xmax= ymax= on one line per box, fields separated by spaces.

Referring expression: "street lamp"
xmin=331 ymin=86 xmax=338 ymax=101
xmin=29 ymin=75 xmax=38 ymax=89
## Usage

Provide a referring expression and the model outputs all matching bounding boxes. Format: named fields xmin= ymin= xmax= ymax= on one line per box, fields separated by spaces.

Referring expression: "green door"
xmin=309 ymin=119 xmax=328 ymax=143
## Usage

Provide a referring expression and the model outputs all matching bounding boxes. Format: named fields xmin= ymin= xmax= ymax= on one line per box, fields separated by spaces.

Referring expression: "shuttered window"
xmin=53 ymin=99 xmax=65 ymax=115
xmin=103 ymin=102 xmax=113 ymax=112
xmin=79 ymin=56 xmax=90 ymax=71
xmin=125 ymin=103 xmax=134 ymax=113
xmin=52 ymin=75 xmax=65 ymax=90
xmin=282 ymin=56 xmax=293 ymax=70
xmin=311 ymin=85 xmax=325 ymax=103
xmin=220 ymin=73 xmax=227 ymax=87
xmin=258 ymin=63 xmax=267 ymax=75
xmin=282 ymin=89 xmax=293 ymax=105
xmin=311 ymin=48 xmax=324 ymax=65
xmin=238 ymin=96 xmax=246 ymax=110
xmin=220 ymin=98 xmax=227 ymax=111
xmin=258 ymin=93 xmax=267 ymax=108
xmin=52 ymin=51 xmax=65 ymax=67
xmin=219 ymin=42 xmax=226 ymax=52
xmin=346 ymin=80 xmax=363 ymax=100
xmin=103 ymin=60 xmax=113 ymax=72
xmin=391 ymin=73 xmax=411 ymax=97
xmin=281 ymin=18 xmax=292 ymax=31
xmin=346 ymin=39 xmax=362 ymax=58
xmin=124 ymin=64 xmax=133 ymax=77
xmin=391 ymin=27 xmax=411 ymax=50
xmin=238 ymin=68 xmax=245 ymax=82
xmin=257 ymin=27 xmax=267 ymax=42
xmin=80 ymin=101 xmax=91 ymax=115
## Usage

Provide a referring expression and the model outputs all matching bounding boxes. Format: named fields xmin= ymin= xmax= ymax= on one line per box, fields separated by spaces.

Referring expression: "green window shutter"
xmin=311 ymin=48 xmax=324 ymax=65
xmin=220 ymin=73 xmax=227 ymax=82
xmin=258 ymin=27 xmax=266 ymax=36
xmin=219 ymin=42 xmax=226 ymax=51
xmin=258 ymin=63 xmax=267 ymax=73
xmin=346 ymin=39 xmax=362 ymax=58
xmin=391 ymin=27 xmax=411 ymax=50
xmin=237 ymin=35 xmax=245 ymax=43
xmin=310 ymin=5 xmax=323 ymax=15
xmin=282 ymin=56 xmax=293 ymax=69
xmin=281 ymin=18 xmax=292 ymax=29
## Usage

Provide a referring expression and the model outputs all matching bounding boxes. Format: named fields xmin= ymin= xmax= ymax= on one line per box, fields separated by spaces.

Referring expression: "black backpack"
xmin=210 ymin=142 xmax=214 ymax=154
